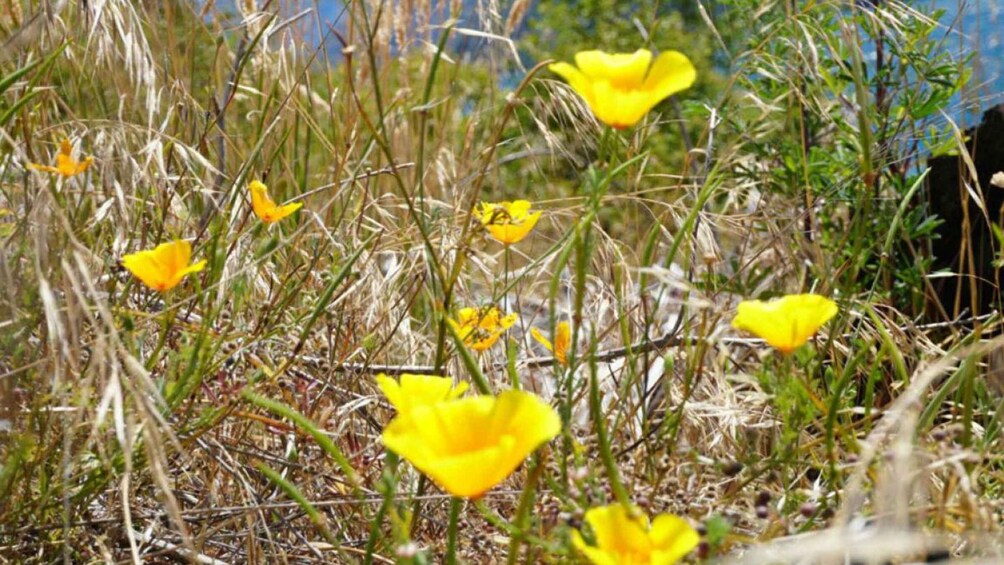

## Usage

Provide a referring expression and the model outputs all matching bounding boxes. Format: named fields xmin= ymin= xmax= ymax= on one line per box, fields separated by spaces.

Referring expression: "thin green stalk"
xmin=445 ymin=497 xmax=462 ymax=565
xmin=406 ymin=475 xmax=428 ymax=540
xmin=589 ymin=359 xmax=631 ymax=508
xmin=242 ymin=391 xmax=360 ymax=489
xmin=505 ymin=454 xmax=545 ymax=565
xmin=144 ymin=298 xmax=177 ymax=373
xmin=364 ymin=452 xmax=398 ymax=565
xmin=446 ymin=321 xmax=492 ymax=394
xmin=256 ymin=462 xmax=342 ymax=553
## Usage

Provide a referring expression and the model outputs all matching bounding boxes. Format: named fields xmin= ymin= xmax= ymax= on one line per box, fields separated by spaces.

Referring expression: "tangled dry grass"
xmin=3 ymin=0 xmax=1004 ymax=563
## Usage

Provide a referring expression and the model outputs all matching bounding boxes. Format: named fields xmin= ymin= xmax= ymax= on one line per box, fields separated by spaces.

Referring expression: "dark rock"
xmin=925 ymin=104 xmax=1004 ymax=320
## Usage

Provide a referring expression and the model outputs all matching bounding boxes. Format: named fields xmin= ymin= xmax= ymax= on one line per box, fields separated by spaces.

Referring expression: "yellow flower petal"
xmin=121 ymin=240 xmax=206 ymax=292
xmin=550 ymin=49 xmax=696 ymax=129
xmin=553 ymin=321 xmax=571 ymax=365
xmin=375 ymin=373 xmax=468 ymax=414
xmin=573 ymin=504 xmax=699 ymax=565
xmin=449 ymin=306 xmax=518 ymax=351
xmin=643 ymin=51 xmax=698 ymax=104
xmin=731 ymin=294 xmax=838 ymax=354
xmin=27 ymin=164 xmax=61 ymax=174
xmin=649 ymin=514 xmax=702 ymax=565
xmin=531 ymin=321 xmax=571 ymax=365
xmin=571 ymin=531 xmax=620 ymax=565
xmin=485 ymin=213 xmax=540 ymax=244
xmin=29 ymin=138 xmax=93 ymax=178
xmin=474 ymin=200 xmax=541 ymax=245
xmin=548 ymin=62 xmax=595 ymax=107
xmin=380 ymin=390 xmax=561 ymax=498
xmin=586 ymin=505 xmax=652 ymax=557
xmin=250 ymin=180 xmax=303 ymax=223
xmin=575 ymin=49 xmax=652 ymax=87
xmin=530 ymin=327 xmax=554 ymax=353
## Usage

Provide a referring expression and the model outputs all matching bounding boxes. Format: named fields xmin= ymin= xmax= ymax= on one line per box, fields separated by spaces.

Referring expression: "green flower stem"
xmin=505 ymin=454 xmax=545 ymax=565
xmin=784 ymin=354 xmax=826 ymax=415
xmin=364 ymin=452 xmax=398 ymax=565
xmin=565 ymin=125 xmax=637 ymax=509
xmin=446 ymin=321 xmax=493 ymax=394
xmin=503 ymin=244 xmax=522 ymax=390
xmin=145 ymin=296 xmax=176 ymax=373
xmin=445 ymin=497 xmax=462 ymax=565
xmin=590 ymin=360 xmax=631 ymax=509
xmin=407 ymin=475 xmax=428 ymax=538
xmin=432 ymin=61 xmax=553 ymax=373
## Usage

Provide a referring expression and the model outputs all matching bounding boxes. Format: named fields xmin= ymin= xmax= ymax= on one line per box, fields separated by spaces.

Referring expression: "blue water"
xmin=930 ymin=0 xmax=1004 ymax=106
xmin=251 ymin=1 xmax=1003 ymax=102
xmin=303 ymin=1 xmax=1003 ymax=91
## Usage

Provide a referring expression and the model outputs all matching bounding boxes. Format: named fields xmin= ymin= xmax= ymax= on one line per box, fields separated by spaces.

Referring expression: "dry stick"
xmin=302 ymin=337 xmax=788 ymax=375
xmin=291 ymin=311 xmax=993 ymax=376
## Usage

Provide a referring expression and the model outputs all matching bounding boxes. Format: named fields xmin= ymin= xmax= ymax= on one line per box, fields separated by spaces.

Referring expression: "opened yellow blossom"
xmin=381 ymin=389 xmax=561 ymax=498
xmin=28 ymin=138 xmax=94 ymax=177
xmin=375 ymin=373 xmax=469 ymax=414
xmin=531 ymin=321 xmax=571 ymax=365
xmin=473 ymin=200 xmax=541 ymax=245
xmin=448 ymin=306 xmax=518 ymax=352
xmin=121 ymin=240 xmax=207 ymax=292
xmin=572 ymin=504 xmax=700 ymax=565
xmin=731 ymin=294 xmax=838 ymax=354
xmin=549 ymin=49 xmax=696 ymax=129
xmin=250 ymin=180 xmax=303 ymax=223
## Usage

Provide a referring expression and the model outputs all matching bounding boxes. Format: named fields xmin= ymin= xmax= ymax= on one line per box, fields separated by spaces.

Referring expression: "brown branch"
xmin=294 ymin=311 xmax=996 ymax=376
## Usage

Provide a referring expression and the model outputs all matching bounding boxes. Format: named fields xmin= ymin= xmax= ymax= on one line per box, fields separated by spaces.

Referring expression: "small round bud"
xmin=395 ymin=542 xmax=420 ymax=559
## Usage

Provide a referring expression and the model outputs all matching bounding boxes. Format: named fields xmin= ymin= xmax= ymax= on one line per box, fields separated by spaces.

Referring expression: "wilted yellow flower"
xmin=448 ymin=306 xmax=518 ymax=351
xmin=121 ymin=240 xmax=207 ymax=292
xmin=375 ymin=373 xmax=469 ymax=414
xmin=250 ymin=180 xmax=303 ymax=223
xmin=381 ymin=389 xmax=561 ymax=498
xmin=28 ymin=138 xmax=94 ymax=177
xmin=572 ymin=504 xmax=700 ymax=565
xmin=731 ymin=294 xmax=838 ymax=354
xmin=473 ymin=200 xmax=541 ymax=245
xmin=549 ymin=49 xmax=696 ymax=129
xmin=531 ymin=321 xmax=571 ymax=365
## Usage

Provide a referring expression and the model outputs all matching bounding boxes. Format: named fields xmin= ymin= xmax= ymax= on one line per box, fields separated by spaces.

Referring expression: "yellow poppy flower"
xmin=473 ymin=200 xmax=541 ymax=245
xmin=531 ymin=321 xmax=571 ymax=365
xmin=249 ymin=180 xmax=303 ymax=223
xmin=731 ymin=294 xmax=838 ymax=354
xmin=375 ymin=373 xmax=469 ymax=414
xmin=28 ymin=138 xmax=94 ymax=177
xmin=571 ymin=504 xmax=700 ymax=565
xmin=447 ymin=306 xmax=518 ymax=352
xmin=380 ymin=389 xmax=561 ymax=498
xmin=121 ymin=240 xmax=207 ymax=292
xmin=549 ymin=49 xmax=696 ymax=129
